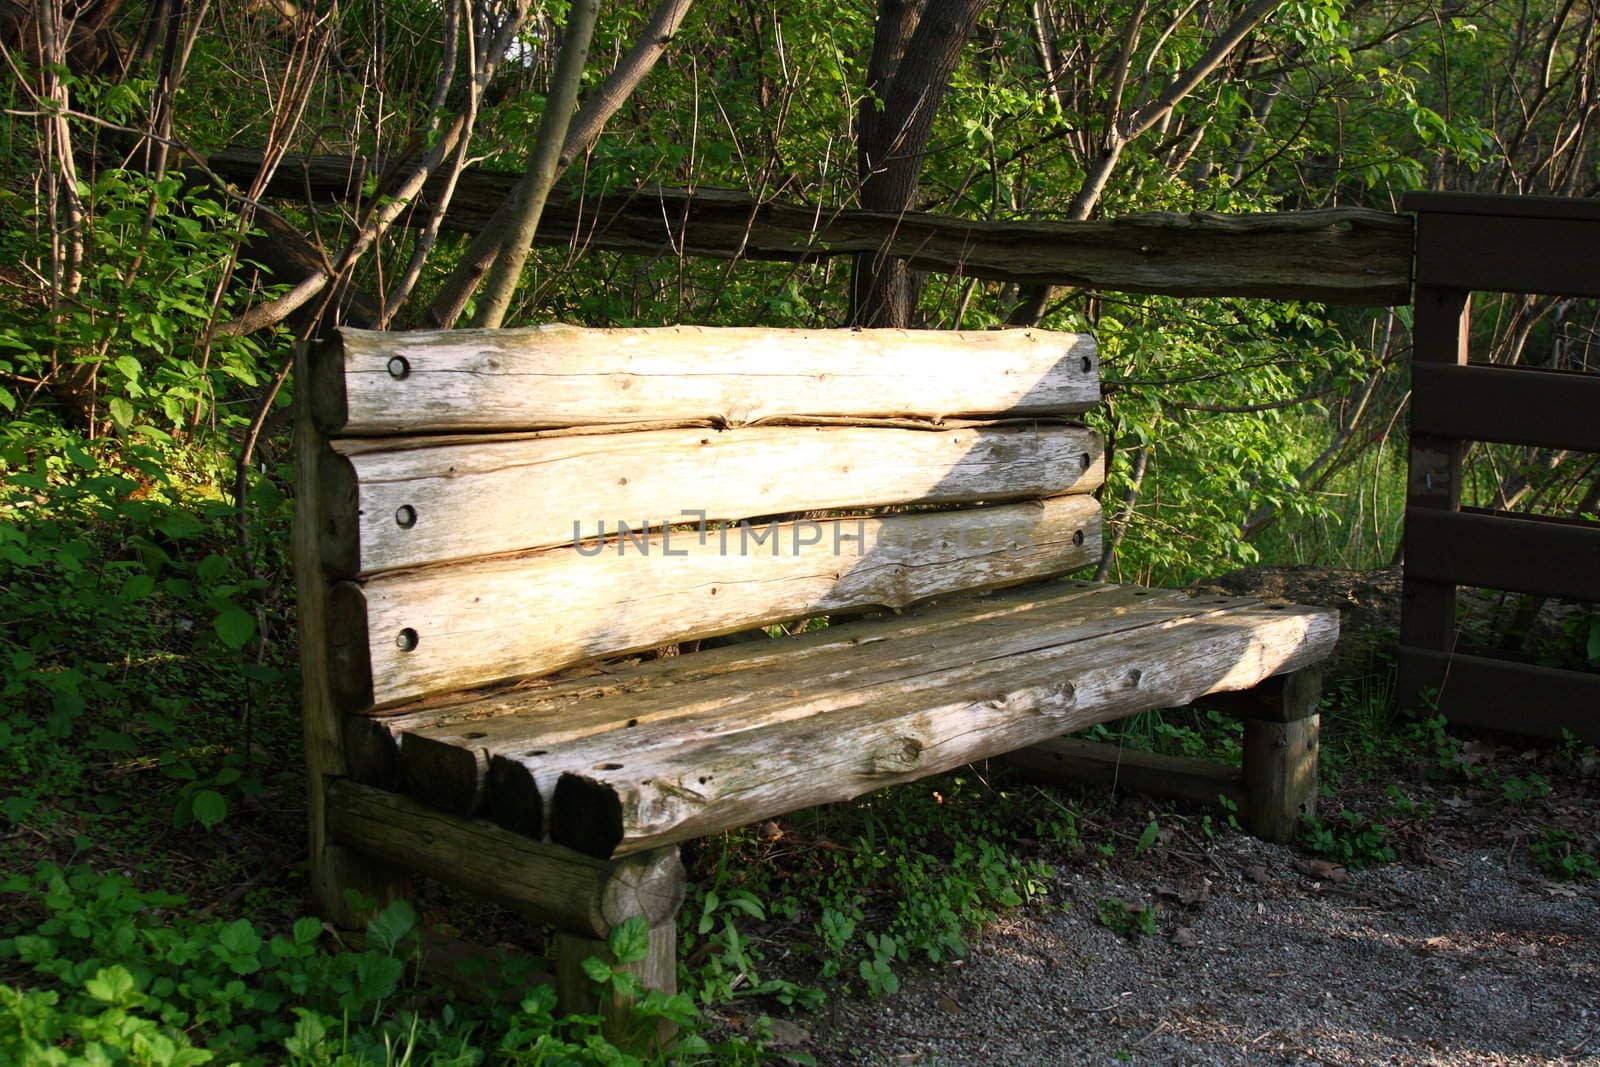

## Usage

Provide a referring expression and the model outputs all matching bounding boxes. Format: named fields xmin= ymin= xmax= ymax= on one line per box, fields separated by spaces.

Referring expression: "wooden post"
xmin=1231 ymin=670 xmax=1321 ymax=844
xmin=1398 ymin=285 xmax=1470 ymax=710
xmin=293 ymin=341 xmax=410 ymax=927
xmin=555 ymin=921 xmax=678 ymax=1050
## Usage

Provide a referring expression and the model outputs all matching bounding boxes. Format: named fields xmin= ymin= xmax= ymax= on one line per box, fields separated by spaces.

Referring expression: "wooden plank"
xmin=540 ymin=601 xmax=1339 ymax=857
xmin=291 ymin=341 xmax=409 ymax=927
xmin=212 ymin=148 xmax=1414 ymax=305
xmin=1405 ymin=507 xmax=1600 ymax=601
xmin=1402 ymin=191 xmax=1600 ymax=222
xmin=352 ymin=580 xmax=1150 ymax=787
xmin=310 ymin=326 xmax=1099 ymax=436
xmin=1413 ymin=213 xmax=1600 ymax=297
xmin=325 ymin=778 xmax=685 ymax=937
xmin=1005 ymin=737 xmax=1246 ymax=812
xmin=1397 ymin=647 xmax=1600 ymax=744
xmin=1411 ymin=362 xmax=1600 ymax=453
xmin=329 ymin=495 xmax=1103 ymax=710
xmin=322 ymin=423 xmax=1104 ymax=577
xmin=399 ymin=584 xmax=1217 ymax=821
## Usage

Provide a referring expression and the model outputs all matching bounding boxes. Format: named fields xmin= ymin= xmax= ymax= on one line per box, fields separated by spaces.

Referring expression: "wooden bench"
xmin=292 ymin=325 xmax=1337 ymax=1020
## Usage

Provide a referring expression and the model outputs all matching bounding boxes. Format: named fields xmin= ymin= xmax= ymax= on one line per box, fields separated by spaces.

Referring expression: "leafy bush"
xmin=0 ymin=865 xmax=735 ymax=1066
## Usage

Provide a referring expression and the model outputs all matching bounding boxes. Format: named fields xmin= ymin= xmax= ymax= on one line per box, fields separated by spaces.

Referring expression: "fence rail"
xmin=1399 ymin=192 xmax=1600 ymax=743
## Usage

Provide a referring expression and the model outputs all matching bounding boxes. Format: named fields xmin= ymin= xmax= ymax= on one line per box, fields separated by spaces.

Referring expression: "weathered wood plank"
xmin=211 ymin=148 xmax=1413 ymax=304
xmin=325 ymin=778 xmax=684 ymax=937
xmin=398 ymin=583 xmax=1210 ymax=820
xmin=312 ymin=326 xmax=1099 ymax=436
xmin=539 ymin=601 xmax=1338 ymax=856
xmin=350 ymin=579 xmax=1140 ymax=787
xmin=330 ymin=495 xmax=1102 ymax=710
xmin=1005 ymin=737 xmax=1247 ymax=812
xmin=322 ymin=423 xmax=1104 ymax=577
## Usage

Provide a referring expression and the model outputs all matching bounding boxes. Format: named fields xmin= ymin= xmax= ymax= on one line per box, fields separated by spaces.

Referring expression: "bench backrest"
xmin=297 ymin=325 xmax=1104 ymax=713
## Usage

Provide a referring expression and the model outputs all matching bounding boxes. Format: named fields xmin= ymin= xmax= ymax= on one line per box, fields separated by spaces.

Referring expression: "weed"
xmin=1095 ymin=899 xmax=1157 ymax=941
xmin=1498 ymin=774 xmax=1551 ymax=808
xmin=1529 ymin=828 xmax=1600 ymax=882
xmin=1300 ymin=811 xmax=1396 ymax=869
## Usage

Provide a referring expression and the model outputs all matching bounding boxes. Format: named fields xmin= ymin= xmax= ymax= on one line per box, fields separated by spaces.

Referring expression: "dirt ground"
xmin=784 ymin=567 xmax=1600 ymax=1066
xmin=808 ymin=827 xmax=1600 ymax=1065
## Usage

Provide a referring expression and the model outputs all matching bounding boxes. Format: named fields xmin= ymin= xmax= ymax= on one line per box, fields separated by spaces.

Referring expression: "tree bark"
xmin=850 ymin=0 xmax=989 ymax=327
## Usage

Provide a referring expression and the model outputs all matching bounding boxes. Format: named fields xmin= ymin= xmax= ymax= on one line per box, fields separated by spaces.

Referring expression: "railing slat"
xmin=1404 ymin=507 xmax=1600 ymax=602
xmin=1412 ymin=362 xmax=1600 ymax=453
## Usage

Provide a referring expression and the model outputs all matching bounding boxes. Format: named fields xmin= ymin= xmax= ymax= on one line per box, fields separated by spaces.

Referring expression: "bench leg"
xmin=1006 ymin=668 xmax=1322 ymax=846
xmin=555 ymin=918 xmax=678 ymax=1050
xmin=311 ymin=839 xmax=411 ymax=930
xmin=1232 ymin=669 xmax=1322 ymax=844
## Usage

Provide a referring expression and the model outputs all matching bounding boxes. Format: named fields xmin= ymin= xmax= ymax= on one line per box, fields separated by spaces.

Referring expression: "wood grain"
xmin=540 ymin=601 xmax=1339 ymax=856
xmin=325 ymin=778 xmax=684 ymax=937
xmin=329 ymin=495 xmax=1102 ymax=709
xmin=322 ymin=423 xmax=1104 ymax=577
xmin=311 ymin=326 xmax=1098 ymax=435
xmin=1006 ymin=737 xmax=1247 ymax=812
xmin=351 ymin=580 xmax=1143 ymax=788
xmin=212 ymin=148 xmax=1412 ymax=305
xmin=291 ymin=341 xmax=409 ymax=926
xmin=397 ymin=583 xmax=1200 ymax=818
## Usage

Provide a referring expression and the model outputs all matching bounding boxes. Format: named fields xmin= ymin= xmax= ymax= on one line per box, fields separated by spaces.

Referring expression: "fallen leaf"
xmin=1245 ymin=864 xmax=1273 ymax=885
xmin=767 ymin=1018 xmax=811 ymax=1046
xmin=936 ymin=993 xmax=962 ymax=1014
xmin=1171 ymin=927 xmax=1200 ymax=949
xmin=1294 ymin=859 xmax=1350 ymax=884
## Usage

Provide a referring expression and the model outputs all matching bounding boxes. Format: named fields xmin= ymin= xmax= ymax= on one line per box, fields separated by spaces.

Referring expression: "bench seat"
xmin=379 ymin=580 xmax=1337 ymax=859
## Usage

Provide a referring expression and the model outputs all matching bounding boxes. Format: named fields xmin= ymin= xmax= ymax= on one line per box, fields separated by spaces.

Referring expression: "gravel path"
xmin=807 ymin=831 xmax=1600 ymax=1065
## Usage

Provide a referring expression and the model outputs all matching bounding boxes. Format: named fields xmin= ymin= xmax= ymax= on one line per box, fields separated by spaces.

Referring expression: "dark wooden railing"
xmin=1399 ymin=192 xmax=1600 ymax=743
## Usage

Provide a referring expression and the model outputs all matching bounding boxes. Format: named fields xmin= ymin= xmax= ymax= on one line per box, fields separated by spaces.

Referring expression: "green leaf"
xmin=365 ymin=899 xmax=416 ymax=954
xmin=120 ymin=573 xmax=156 ymax=601
xmin=213 ymin=605 xmax=255 ymax=649
xmin=607 ymin=915 xmax=651 ymax=965
xmin=191 ymin=789 xmax=227 ymax=830
xmin=109 ymin=397 xmax=135 ymax=428
xmin=64 ymin=443 xmax=97 ymax=470
xmin=580 ymin=956 xmax=613 ymax=984
xmin=1135 ymin=820 xmax=1159 ymax=856
xmin=113 ymin=355 xmax=141 ymax=381
xmin=293 ymin=916 xmax=324 ymax=945
xmin=85 ymin=965 xmax=137 ymax=1005
xmin=215 ymin=919 xmax=261 ymax=975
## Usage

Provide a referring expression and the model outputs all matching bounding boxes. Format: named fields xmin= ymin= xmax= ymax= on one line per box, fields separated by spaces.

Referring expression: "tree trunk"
xmin=850 ymin=0 xmax=988 ymax=327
